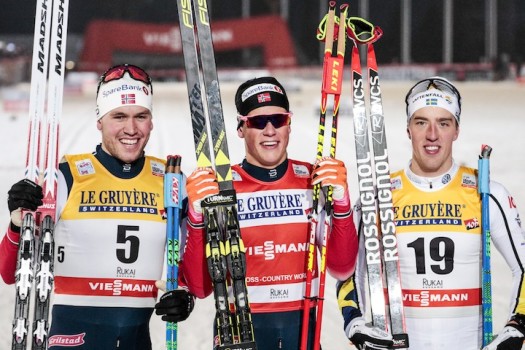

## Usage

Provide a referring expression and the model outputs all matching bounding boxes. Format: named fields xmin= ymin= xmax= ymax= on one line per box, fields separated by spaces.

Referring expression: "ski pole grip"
xmin=478 ymin=145 xmax=492 ymax=195
xmin=164 ymin=155 xmax=183 ymax=208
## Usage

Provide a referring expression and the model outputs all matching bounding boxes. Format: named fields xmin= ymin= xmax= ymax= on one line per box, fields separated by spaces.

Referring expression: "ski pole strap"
xmin=346 ymin=17 xmax=383 ymax=45
xmin=316 ymin=1 xmax=341 ymax=42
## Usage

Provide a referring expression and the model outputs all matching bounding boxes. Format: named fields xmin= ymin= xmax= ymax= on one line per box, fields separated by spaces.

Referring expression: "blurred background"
xmin=0 ymin=0 xmax=524 ymax=85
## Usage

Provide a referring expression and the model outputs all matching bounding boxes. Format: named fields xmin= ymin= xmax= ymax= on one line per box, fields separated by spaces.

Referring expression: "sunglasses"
xmin=405 ymin=77 xmax=462 ymax=113
xmin=237 ymin=112 xmax=292 ymax=130
xmin=97 ymin=64 xmax=152 ymax=95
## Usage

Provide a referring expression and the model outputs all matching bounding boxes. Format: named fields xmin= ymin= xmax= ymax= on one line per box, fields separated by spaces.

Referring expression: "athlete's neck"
xmin=94 ymin=144 xmax=145 ymax=179
xmin=405 ymin=159 xmax=459 ymax=190
xmin=240 ymin=158 xmax=288 ymax=182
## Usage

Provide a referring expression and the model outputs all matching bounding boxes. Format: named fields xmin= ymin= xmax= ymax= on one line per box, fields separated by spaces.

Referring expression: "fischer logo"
xmin=179 ymin=0 xmax=192 ymax=28
xmin=48 ymin=333 xmax=86 ymax=347
xmin=195 ymin=0 xmax=209 ymax=26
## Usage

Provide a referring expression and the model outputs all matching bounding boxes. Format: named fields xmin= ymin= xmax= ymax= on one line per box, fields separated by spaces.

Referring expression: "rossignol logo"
xmin=373 ymin=148 xmax=398 ymax=263
xmin=357 ymin=151 xmax=381 ymax=266
xmin=79 ymin=189 xmax=160 ymax=214
xmin=48 ymin=333 xmax=86 ymax=347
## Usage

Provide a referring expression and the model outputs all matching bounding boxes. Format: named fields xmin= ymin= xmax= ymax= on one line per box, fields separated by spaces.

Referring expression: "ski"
xmin=164 ymin=155 xmax=183 ymax=350
xmin=175 ymin=0 xmax=256 ymax=349
xmin=348 ymin=17 xmax=409 ymax=348
xmin=478 ymin=145 xmax=493 ymax=347
xmin=12 ymin=0 xmax=69 ymax=348
xmin=301 ymin=2 xmax=348 ymax=350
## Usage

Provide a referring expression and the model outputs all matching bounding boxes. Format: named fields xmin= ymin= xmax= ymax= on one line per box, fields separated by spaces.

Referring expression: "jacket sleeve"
xmin=326 ymin=190 xmax=358 ymax=280
xmin=0 ymin=225 xmax=20 ymax=284
xmin=178 ymin=206 xmax=213 ymax=299
xmin=489 ymin=181 xmax=525 ymax=317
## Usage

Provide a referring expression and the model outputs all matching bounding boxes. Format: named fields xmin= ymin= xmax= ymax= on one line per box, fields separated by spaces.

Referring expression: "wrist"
xmin=508 ymin=314 xmax=525 ymax=332
xmin=9 ymin=221 xmax=20 ymax=233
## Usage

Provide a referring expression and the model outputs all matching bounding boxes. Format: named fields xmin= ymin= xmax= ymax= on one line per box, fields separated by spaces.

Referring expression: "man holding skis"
xmin=158 ymin=76 xmax=358 ymax=349
xmin=338 ymin=76 xmax=525 ymax=349
xmin=0 ymin=64 xmax=194 ymax=349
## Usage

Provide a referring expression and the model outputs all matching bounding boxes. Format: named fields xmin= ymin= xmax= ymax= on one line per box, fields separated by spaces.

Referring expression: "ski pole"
xmin=164 ymin=155 xmax=183 ymax=350
xmin=301 ymin=2 xmax=348 ymax=349
xmin=478 ymin=145 xmax=493 ymax=347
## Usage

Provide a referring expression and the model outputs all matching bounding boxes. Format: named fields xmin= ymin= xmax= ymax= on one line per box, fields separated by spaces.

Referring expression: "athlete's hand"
xmin=186 ymin=167 xmax=219 ymax=215
xmin=347 ymin=317 xmax=393 ymax=350
xmin=7 ymin=179 xmax=43 ymax=229
xmin=311 ymin=157 xmax=348 ymax=201
xmin=155 ymin=288 xmax=195 ymax=323
xmin=483 ymin=315 xmax=525 ymax=350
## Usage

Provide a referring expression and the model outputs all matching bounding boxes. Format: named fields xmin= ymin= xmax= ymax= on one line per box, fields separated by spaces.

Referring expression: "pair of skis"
xmin=347 ymin=17 xmax=409 ymax=349
xmin=301 ymin=2 xmax=348 ymax=350
xmin=12 ymin=0 xmax=69 ymax=348
xmin=174 ymin=0 xmax=256 ymax=349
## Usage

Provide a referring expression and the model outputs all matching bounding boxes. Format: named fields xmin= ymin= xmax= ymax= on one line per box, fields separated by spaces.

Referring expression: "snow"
xmin=0 ymin=78 xmax=524 ymax=349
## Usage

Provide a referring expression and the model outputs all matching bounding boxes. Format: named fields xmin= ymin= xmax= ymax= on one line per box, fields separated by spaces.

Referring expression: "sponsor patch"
xmin=75 ymin=159 xmax=95 ymax=176
xmin=48 ymin=333 xmax=86 ymax=347
xmin=461 ymin=173 xmax=477 ymax=188
xmin=150 ymin=160 xmax=164 ymax=177
xmin=292 ymin=164 xmax=310 ymax=177
xmin=391 ymin=176 xmax=402 ymax=190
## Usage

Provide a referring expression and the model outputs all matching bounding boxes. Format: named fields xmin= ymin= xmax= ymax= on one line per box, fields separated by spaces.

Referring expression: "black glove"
xmin=155 ymin=289 xmax=194 ymax=323
xmin=7 ymin=179 xmax=43 ymax=230
xmin=483 ymin=314 xmax=525 ymax=350
xmin=347 ymin=317 xmax=394 ymax=350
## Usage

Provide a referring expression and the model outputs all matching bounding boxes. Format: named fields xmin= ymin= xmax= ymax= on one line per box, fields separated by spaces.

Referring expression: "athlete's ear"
xmin=237 ymin=127 xmax=245 ymax=139
xmin=406 ymin=128 xmax=411 ymax=140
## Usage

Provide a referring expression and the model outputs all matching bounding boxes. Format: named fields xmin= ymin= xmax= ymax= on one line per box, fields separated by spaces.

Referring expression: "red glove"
xmin=311 ymin=157 xmax=348 ymax=201
xmin=186 ymin=167 xmax=219 ymax=215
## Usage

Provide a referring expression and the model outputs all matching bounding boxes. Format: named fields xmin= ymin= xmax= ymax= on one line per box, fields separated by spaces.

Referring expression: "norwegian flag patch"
xmin=121 ymin=93 xmax=136 ymax=105
xmin=257 ymin=92 xmax=271 ymax=103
